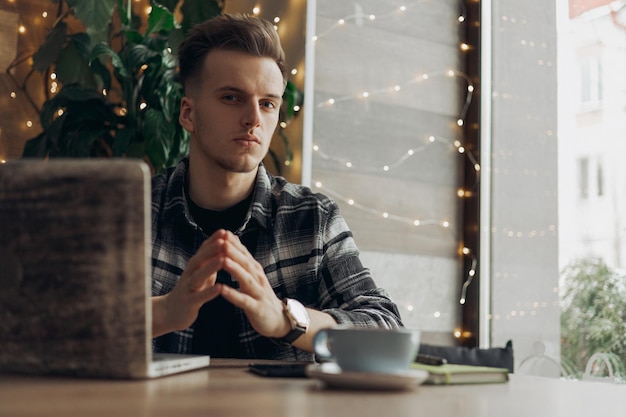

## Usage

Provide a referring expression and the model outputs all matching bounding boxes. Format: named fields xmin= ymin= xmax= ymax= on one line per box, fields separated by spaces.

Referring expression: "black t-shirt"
xmin=188 ymin=192 xmax=254 ymax=357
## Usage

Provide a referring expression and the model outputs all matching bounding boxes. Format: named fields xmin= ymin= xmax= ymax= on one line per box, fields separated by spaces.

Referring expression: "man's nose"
xmin=242 ymin=101 xmax=261 ymax=129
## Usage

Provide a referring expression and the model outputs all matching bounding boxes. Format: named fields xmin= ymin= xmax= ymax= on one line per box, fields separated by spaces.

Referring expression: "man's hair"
xmin=177 ymin=14 xmax=287 ymax=93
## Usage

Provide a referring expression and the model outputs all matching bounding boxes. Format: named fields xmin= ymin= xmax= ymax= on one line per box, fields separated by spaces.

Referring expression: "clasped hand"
xmin=157 ymin=229 xmax=290 ymax=339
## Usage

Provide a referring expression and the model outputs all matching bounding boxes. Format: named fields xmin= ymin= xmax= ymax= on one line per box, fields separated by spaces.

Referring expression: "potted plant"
xmin=22 ymin=0 xmax=302 ymax=174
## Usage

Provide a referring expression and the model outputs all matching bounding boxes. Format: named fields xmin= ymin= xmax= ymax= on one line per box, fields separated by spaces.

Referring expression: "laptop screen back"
xmin=0 ymin=159 xmax=152 ymax=378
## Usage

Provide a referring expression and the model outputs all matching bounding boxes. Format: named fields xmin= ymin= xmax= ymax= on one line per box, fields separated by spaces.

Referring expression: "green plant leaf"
xmin=69 ymin=33 xmax=92 ymax=60
xmin=127 ymin=44 xmax=160 ymax=71
xmin=179 ymin=0 xmax=222 ymax=34
xmin=89 ymin=56 xmax=112 ymax=92
xmin=67 ymin=0 xmax=117 ymax=44
xmin=146 ymin=3 xmax=176 ymax=36
xmin=22 ymin=132 xmax=49 ymax=158
xmin=112 ymin=126 xmax=136 ymax=156
xmin=55 ymin=41 xmax=97 ymax=89
xmin=39 ymin=85 xmax=115 ymax=129
xmin=32 ymin=22 xmax=68 ymax=73
xmin=91 ymin=43 xmax=129 ymax=78
xmin=117 ymin=0 xmax=129 ymax=27
xmin=63 ymin=129 xmax=108 ymax=157
xmin=143 ymin=108 xmax=175 ymax=171
xmin=154 ymin=0 xmax=180 ymax=14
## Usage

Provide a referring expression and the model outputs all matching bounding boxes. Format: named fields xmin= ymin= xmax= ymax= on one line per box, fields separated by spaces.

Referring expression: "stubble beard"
xmin=214 ymin=155 xmax=259 ymax=174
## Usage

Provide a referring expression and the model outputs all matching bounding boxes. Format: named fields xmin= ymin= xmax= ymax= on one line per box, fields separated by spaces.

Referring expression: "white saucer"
xmin=306 ymin=362 xmax=429 ymax=391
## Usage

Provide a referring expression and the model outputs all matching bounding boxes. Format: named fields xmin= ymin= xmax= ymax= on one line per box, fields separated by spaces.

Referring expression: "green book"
xmin=411 ymin=363 xmax=509 ymax=385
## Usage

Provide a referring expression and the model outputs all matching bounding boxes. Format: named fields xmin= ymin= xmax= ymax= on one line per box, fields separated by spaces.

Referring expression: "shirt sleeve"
xmin=316 ymin=201 xmax=404 ymax=329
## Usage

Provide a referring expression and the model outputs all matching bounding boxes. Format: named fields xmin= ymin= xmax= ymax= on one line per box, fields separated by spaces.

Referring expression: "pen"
xmin=415 ymin=354 xmax=447 ymax=366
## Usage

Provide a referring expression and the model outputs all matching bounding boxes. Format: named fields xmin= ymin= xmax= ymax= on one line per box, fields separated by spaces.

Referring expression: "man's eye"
xmin=223 ymin=95 xmax=238 ymax=102
xmin=262 ymin=101 xmax=276 ymax=109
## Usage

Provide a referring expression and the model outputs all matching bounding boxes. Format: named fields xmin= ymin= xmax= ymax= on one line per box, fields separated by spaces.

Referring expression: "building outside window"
xmin=558 ymin=0 xmax=626 ymax=380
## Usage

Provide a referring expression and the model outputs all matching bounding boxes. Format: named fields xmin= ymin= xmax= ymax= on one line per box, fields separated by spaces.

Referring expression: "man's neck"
xmin=188 ymin=159 xmax=257 ymax=211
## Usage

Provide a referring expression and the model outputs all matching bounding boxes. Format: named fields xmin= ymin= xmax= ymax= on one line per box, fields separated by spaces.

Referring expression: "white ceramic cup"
xmin=313 ymin=327 xmax=420 ymax=374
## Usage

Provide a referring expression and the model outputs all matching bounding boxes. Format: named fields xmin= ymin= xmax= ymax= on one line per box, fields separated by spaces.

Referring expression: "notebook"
xmin=0 ymin=159 xmax=210 ymax=378
xmin=410 ymin=362 xmax=509 ymax=385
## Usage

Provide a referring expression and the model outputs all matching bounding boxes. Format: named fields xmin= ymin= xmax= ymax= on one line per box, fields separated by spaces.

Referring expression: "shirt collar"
xmin=161 ymin=158 xmax=274 ymax=232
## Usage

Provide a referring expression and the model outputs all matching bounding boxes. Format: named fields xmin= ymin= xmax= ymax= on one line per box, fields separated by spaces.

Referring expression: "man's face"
xmin=179 ymin=49 xmax=284 ymax=174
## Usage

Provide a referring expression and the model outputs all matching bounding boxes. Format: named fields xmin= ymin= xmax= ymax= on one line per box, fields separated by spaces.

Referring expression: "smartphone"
xmin=248 ymin=363 xmax=310 ymax=378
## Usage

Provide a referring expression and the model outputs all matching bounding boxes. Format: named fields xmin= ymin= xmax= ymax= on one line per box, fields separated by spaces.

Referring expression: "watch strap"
xmin=274 ymin=298 xmax=308 ymax=345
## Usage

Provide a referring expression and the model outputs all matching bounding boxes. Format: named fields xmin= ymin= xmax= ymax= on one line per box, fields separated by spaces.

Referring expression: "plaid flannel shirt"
xmin=151 ymin=158 xmax=403 ymax=360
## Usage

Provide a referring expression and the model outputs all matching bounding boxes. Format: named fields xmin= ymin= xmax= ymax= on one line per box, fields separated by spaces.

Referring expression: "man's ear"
xmin=179 ymin=96 xmax=194 ymax=133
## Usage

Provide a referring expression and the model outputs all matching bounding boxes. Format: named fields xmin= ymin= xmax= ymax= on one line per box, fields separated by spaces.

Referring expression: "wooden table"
xmin=1 ymin=359 xmax=625 ymax=416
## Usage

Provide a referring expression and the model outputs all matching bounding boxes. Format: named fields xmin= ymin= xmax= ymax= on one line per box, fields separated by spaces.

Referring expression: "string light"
xmin=314 ymin=1 xmax=467 ymax=40
xmin=309 ymin=1 xmax=479 ymax=325
xmin=314 ymin=181 xmax=451 ymax=229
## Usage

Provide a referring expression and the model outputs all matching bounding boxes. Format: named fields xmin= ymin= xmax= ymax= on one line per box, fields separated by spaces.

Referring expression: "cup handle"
xmin=313 ymin=329 xmax=333 ymax=362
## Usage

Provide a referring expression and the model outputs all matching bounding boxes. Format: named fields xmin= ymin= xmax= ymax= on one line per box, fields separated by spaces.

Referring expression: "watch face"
xmin=287 ymin=298 xmax=310 ymax=327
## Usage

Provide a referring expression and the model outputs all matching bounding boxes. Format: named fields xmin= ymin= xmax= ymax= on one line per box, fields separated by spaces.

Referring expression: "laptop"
xmin=0 ymin=159 xmax=210 ymax=378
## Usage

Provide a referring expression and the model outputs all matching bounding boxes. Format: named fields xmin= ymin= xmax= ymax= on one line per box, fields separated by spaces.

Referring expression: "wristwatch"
xmin=276 ymin=298 xmax=310 ymax=345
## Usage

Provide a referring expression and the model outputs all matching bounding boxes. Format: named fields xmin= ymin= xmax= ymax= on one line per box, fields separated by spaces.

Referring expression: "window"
xmin=579 ymin=55 xmax=603 ymax=109
xmin=579 ymin=157 xmax=589 ymax=199
xmin=597 ymin=159 xmax=604 ymax=197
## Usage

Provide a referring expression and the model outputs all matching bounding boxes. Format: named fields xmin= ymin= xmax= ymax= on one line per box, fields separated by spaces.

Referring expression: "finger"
xmin=221 ymin=236 xmax=266 ymax=281
xmin=187 ymin=255 xmax=224 ymax=291
xmin=191 ymin=283 xmax=223 ymax=304
xmin=184 ymin=231 xmax=228 ymax=275
xmin=221 ymin=256 xmax=268 ymax=299
xmin=219 ymin=282 xmax=255 ymax=311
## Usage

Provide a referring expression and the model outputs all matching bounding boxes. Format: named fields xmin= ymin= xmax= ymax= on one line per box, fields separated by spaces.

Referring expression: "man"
xmin=150 ymin=13 xmax=402 ymax=360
